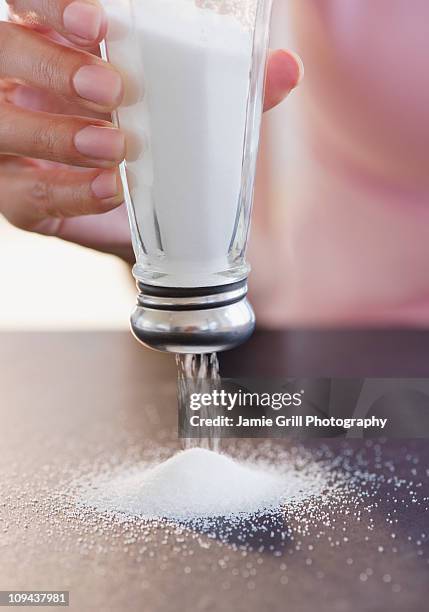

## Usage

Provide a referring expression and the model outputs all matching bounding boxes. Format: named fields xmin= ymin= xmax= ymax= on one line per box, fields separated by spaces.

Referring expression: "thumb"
xmin=264 ymin=49 xmax=304 ymax=112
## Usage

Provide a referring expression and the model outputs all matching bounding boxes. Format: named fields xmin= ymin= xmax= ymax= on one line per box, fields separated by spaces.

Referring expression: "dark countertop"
xmin=220 ymin=328 xmax=429 ymax=376
xmin=0 ymin=331 xmax=428 ymax=612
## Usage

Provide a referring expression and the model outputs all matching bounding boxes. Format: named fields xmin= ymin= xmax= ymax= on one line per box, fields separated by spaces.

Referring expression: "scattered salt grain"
xmin=3 ymin=439 xmax=427 ymax=602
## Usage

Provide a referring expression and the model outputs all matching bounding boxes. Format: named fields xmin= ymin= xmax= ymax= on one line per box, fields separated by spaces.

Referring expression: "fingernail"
xmin=73 ymin=65 xmax=123 ymax=107
xmin=63 ymin=1 xmax=104 ymax=41
xmin=74 ymin=126 xmax=125 ymax=162
xmin=92 ymin=170 xmax=120 ymax=200
xmin=291 ymin=51 xmax=305 ymax=84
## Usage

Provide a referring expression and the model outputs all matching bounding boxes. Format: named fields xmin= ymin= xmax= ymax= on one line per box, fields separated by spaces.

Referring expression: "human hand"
xmin=0 ymin=1 xmax=302 ymax=261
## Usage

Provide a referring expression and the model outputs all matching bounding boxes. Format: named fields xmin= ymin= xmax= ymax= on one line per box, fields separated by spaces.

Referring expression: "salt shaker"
xmin=100 ymin=0 xmax=273 ymax=353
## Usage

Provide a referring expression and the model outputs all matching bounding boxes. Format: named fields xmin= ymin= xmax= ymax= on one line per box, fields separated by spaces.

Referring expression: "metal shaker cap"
xmin=130 ymin=280 xmax=255 ymax=353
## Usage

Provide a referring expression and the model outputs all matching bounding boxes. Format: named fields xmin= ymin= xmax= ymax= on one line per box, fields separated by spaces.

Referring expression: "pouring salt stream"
xmin=76 ymin=352 xmax=310 ymax=523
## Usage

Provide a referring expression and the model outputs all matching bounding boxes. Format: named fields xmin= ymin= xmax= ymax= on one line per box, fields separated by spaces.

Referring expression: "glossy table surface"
xmin=0 ymin=331 xmax=427 ymax=612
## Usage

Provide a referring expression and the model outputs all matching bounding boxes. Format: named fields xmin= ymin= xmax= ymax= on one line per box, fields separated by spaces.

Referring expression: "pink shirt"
xmin=250 ymin=0 xmax=429 ymax=326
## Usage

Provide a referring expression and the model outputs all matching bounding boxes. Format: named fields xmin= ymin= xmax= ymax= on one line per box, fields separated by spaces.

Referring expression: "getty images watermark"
xmin=187 ymin=387 xmax=387 ymax=430
xmin=179 ymin=378 xmax=429 ymax=438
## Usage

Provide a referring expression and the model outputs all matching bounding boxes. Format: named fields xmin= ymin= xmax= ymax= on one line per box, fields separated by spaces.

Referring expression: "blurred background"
xmin=0 ymin=214 xmax=135 ymax=329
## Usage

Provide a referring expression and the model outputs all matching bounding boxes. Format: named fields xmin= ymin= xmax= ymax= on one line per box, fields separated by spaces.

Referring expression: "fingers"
xmin=0 ymin=161 xmax=124 ymax=232
xmin=0 ymin=22 xmax=123 ymax=113
xmin=264 ymin=49 xmax=304 ymax=112
xmin=0 ymin=103 xmax=125 ymax=167
xmin=6 ymin=0 xmax=107 ymax=48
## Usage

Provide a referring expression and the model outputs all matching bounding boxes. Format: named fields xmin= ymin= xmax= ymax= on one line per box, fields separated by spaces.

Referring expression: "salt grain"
xmin=76 ymin=448 xmax=325 ymax=521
